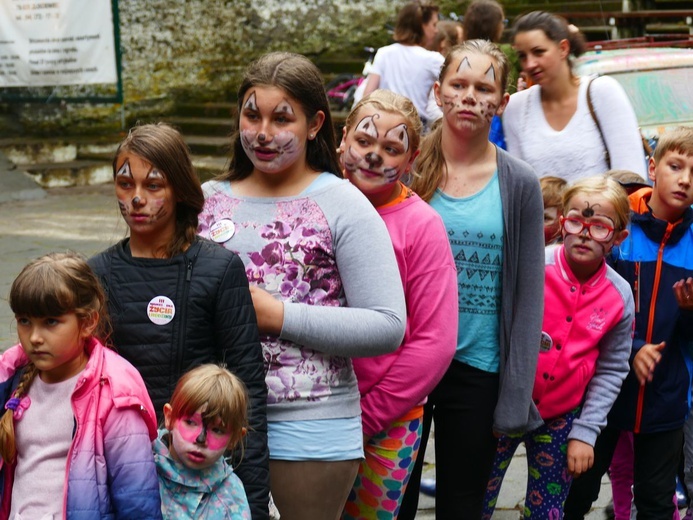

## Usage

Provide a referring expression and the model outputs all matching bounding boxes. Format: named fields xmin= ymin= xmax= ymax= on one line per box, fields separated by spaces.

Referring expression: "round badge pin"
xmin=540 ymin=331 xmax=553 ymax=352
xmin=209 ymin=219 xmax=236 ymax=243
xmin=147 ymin=296 xmax=176 ymax=326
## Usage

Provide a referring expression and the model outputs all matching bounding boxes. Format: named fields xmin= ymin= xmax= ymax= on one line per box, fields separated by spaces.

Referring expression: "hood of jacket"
xmin=628 ymin=187 xmax=693 ymax=246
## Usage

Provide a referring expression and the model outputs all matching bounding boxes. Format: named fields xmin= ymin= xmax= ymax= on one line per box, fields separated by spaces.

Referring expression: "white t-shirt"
xmin=502 ymin=75 xmax=647 ymax=182
xmin=370 ymin=43 xmax=445 ymax=121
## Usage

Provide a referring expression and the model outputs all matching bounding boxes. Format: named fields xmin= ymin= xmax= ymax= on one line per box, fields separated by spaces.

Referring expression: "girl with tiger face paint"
xmin=340 ymin=92 xmax=420 ymax=207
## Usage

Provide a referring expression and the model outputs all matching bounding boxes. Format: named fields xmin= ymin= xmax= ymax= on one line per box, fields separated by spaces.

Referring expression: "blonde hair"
xmin=562 ymin=176 xmax=631 ymax=231
xmin=346 ymin=89 xmax=422 ymax=154
xmin=411 ymin=40 xmax=509 ymax=202
xmin=540 ymin=176 xmax=568 ymax=210
xmin=0 ymin=252 xmax=109 ymax=463
xmin=653 ymin=126 xmax=693 ymax=163
xmin=167 ymin=364 xmax=249 ymax=452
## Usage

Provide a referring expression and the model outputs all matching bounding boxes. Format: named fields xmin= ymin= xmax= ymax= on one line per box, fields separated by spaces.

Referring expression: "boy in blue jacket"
xmin=564 ymin=126 xmax=693 ymax=519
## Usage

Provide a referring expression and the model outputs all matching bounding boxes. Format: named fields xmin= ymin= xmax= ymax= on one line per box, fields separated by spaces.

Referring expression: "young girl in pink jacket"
xmin=0 ymin=252 xmax=160 ymax=519
xmin=483 ymin=176 xmax=635 ymax=518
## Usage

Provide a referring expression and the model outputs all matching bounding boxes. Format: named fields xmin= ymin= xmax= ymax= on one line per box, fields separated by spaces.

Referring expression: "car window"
xmin=609 ymin=67 xmax=693 ymax=128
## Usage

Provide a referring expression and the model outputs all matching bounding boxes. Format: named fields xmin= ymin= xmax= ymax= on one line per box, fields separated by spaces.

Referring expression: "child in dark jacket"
xmin=0 ymin=253 xmax=161 ymax=519
xmin=89 ymin=123 xmax=269 ymax=519
xmin=564 ymin=126 xmax=693 ymax=519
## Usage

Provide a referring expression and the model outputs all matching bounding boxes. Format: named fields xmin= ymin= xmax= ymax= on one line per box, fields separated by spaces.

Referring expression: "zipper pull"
xmin=186 ymin=260 xmax=193 ymax=281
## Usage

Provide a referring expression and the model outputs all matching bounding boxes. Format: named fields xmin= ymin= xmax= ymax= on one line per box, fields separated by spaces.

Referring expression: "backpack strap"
xmin=586 ymin=77 xmax=612 ymax=169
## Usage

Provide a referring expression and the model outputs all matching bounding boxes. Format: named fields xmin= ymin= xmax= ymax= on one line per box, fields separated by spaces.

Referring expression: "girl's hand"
xmin=249 ymin=286 xmax=284 ymax=335
xmin=567 ymin=439 xmax=594 ymax=477
xmin=633 ymin=342 xmax=665 ymax=386
xmin=673 ymin=277 xmax=693 ymax=311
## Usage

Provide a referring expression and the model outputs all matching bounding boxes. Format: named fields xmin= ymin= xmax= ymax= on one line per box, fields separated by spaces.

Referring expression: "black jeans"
xmin=399 ymin=360 xmax=500 ymax=520
xmin=564 ymin=424 xmax=683 ymax=520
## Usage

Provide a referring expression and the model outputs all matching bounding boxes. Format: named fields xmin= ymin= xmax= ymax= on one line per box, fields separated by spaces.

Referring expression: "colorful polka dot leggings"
xmin=342 ymin=406 xmax=423 ymax=520
xmin=482 ymin=407 xmax=580 ymax=520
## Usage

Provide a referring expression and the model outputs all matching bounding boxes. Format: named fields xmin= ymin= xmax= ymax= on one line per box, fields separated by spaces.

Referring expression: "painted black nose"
xmin=365 ymin=152 xmax=383 ymax=168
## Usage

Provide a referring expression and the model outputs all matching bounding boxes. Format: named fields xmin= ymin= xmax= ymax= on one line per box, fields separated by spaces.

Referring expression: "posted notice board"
xmin=0 ymin=0 xmax=118 ymax=87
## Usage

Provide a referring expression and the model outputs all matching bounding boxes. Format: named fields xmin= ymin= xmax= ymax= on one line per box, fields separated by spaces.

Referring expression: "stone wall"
xmin=0 ymin=0 xmax=464 ymax=136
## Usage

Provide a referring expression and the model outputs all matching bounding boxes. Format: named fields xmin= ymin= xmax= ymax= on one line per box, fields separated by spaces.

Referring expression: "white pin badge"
xmin=540 ymin=331 xmax=553 ymax=352
xmin=147 ymin=296 xmax=176 ymax=326
xmin=209 ymin=219 xmax=236 ymax=243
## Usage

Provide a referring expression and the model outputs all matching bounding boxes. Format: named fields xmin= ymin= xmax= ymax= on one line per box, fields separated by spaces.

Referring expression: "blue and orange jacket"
xmin=0 ymin=339 xmax=162 ymax=519
xmin=608 ymin=188 xmax=693 ymax=434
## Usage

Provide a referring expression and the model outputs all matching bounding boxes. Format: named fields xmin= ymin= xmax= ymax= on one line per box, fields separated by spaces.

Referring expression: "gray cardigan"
xmin=493 ymin=147 xmax=545 ymax=435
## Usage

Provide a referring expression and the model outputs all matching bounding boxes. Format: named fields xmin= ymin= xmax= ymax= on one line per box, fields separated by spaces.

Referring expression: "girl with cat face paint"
xmin=399 ymin=40 xmax=546 ymax=519
xmin=198 ymin=53 xmax=406 ymax=520
xmin=338 ymin=90 xmax=457 ymax=520
xmin=89 ymin=124 xmax=269 ymax=519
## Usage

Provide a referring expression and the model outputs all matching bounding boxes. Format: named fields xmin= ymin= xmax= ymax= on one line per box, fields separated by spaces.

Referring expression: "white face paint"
xmin=437 ymin=52 xmax=503 ymax=132
xmin=239 ymin=87 xmax=309 ymax=175
xmin=340 ymin=108 xmax=415 ymax=205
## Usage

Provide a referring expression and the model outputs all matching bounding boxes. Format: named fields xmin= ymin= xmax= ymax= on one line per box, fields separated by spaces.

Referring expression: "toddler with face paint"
xmin=337 ymin=90 xmax=457 ymax=520
xmin=482 ymin=176 xmax=634 ymax=519
xmin=155 ymin=364 xmax=251 ymax=520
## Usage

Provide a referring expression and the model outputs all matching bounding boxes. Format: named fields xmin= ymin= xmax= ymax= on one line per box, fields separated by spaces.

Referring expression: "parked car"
xmin=574 ymin=46 xmax=693 ymax=142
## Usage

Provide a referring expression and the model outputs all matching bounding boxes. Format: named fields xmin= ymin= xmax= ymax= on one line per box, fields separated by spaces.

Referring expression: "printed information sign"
xmin=0 ymin=0 xmax=117 ymax=87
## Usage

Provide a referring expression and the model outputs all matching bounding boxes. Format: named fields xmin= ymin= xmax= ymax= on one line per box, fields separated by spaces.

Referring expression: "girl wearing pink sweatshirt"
xmin=482 ymin=176 xmax=635 ymax=518
xmin=338 ymin=89 xmax=458 ymax=520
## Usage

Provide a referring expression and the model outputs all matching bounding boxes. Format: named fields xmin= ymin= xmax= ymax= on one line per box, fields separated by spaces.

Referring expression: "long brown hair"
xmin=512 ymin=11 xmax=587 ymax=68
xmin=114 ymin=123 xmax=203 ymax=258
xmin=0 ymin=252 xmax=110 ymax=463
xmin=393 ymin=1 xmax=440 ymax=46
xmin=411 ymin=40 xmax=509 ymax=202
xmin=221 ymin=52 xmax=341 ymax=182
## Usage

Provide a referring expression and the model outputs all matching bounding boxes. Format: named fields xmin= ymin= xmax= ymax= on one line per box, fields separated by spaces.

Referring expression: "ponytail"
xmin=410 ymin=123 xmax=446 ymax=202
xmin=0 ymin=364 xmax=39 ymax=463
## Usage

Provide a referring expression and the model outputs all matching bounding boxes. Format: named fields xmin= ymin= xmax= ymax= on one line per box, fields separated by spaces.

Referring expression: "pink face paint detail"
xmin=240 ymin=128 xmax=302 ymax=174
xmin=174 ymin=414 xmax=232 ymax=451
xmin=384 ymin=123 xmax=409 ymax=153
xmin=355 ymin=115 xmax=380 ymax=139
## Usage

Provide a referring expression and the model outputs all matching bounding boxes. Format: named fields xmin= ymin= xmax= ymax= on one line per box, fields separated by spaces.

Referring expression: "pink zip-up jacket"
xmin=352 ymin=193 xmax=458 ymax=437
xmin=0 ymin=338 xmax=162 ymax=519
xmin=533 ymin=245 xmax=634 ymax=446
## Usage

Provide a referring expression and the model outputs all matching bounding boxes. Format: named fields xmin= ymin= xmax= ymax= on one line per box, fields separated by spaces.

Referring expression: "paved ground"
xmin=0 ymin=181 xmax=126 ymax=345
xmin=0 ymin=166 xmax=622 ymax=518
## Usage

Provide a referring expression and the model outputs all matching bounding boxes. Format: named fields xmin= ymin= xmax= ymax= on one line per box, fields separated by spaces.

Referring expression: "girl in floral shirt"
xmin=198 ymin=52 xmax=406 ymax=519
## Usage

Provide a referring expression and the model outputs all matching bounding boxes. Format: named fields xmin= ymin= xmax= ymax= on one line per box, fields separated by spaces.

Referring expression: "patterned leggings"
xmin=482 ymin=407 xmax=580 ymax=519
xmin=342 ymin=406 xmax=423 ymax=520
